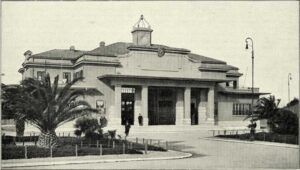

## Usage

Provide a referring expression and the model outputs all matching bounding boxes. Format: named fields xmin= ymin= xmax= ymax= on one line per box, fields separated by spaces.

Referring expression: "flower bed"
xmin=2 ymin=136 xmax=167 ymax=159
xmin=217 ymin=132 xmax=298 ymax=144
xmin=2 ymin=145 xmax=142 ymax=160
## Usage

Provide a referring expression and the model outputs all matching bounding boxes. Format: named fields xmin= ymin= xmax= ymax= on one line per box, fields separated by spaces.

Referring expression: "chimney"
xmin=100 ymin=41 xmax=105 ymax=47
xmin=70 ymin=46 xmax=75 ymax=51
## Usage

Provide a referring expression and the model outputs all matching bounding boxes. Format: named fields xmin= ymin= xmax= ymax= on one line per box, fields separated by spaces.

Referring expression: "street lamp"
xmin=288 ymin=73 xmax=292 ymax=102
xmin=245 ymin=37 xmax=255 ymax=140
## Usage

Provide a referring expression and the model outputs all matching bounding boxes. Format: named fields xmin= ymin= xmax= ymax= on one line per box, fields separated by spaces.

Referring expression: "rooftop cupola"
xmin=131 ymin=15 xmax=153 ymax=46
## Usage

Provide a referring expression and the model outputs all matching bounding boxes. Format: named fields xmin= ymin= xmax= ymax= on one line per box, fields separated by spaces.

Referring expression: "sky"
xmin=1 ymin=1 xmax=299 ymax=106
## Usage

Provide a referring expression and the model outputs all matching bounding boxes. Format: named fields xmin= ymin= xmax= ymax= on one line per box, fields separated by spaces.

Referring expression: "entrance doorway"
xmin=191 ymin=103 xmax=198 ymax=125
xmin=191 ymin=89 xmax=200 ymax=125
xmin=148 ymin=87 xmax=175 ymax=125
xmin=121 ymin=87 xmax=135 ymax=125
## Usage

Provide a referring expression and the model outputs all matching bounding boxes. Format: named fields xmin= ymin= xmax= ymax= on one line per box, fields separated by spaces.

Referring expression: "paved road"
xmin=8 ymin=131 xmax=299 ymax=169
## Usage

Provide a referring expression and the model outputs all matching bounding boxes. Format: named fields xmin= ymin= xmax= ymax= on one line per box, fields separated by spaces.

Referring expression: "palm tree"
xmin=251 ymin=95 xmax=280 ymax=121
xmin=245 ymin=95 xmax=280 ymax=133
xmin=3 ymin=74 xmax=97 ymax=148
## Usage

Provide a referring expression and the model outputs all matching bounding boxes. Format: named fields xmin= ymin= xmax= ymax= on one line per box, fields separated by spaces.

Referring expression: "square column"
xmin=110 ymin=84 xmax=122 ymax=125
xmin=206 ymin=86 xmax=215 ymax=123
xmin=198 ymin=89 xmax=207 ymax=123
xmin=175 ymin=88 xmax=184 ymax=125
xmin=141 ymin=86 xmax=149 ymax=125
xmin=183 ymin=87 xmax=191 ymax=125
xmin=134 ymin=87 xmax=141 ymax=126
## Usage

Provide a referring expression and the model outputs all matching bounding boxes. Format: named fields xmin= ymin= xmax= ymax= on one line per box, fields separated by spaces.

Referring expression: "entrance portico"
xmin=100 ymin=75 xmax=218 ymax=127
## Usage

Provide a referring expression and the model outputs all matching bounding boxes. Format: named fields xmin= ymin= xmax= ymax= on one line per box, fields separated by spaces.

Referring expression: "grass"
xmin=2 ymin=136 xmax=167 ymax=160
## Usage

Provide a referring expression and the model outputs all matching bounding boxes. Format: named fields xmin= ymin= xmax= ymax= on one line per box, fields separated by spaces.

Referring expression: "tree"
xmin=1 ymin=84 xmax=25 ymax=136
xmin=249 ymin=95 xmax=280 ymax=122
xmin=246 ymin=95 xmax=298 ymax=135
xmin=2 ymin=74 xmax=97 ymax=148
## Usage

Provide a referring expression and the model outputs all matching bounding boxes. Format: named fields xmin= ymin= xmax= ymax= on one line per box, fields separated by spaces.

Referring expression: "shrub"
xmin=217 ymin=132 xmax=298 ymax=144
xmin=99 ymin=116 xmax=107 ymax=128
xmin=268 ymin=109 xmax=298 ymax=135
xmin=2 ymin=135 xmax=15 ymax=145
xmin=74 ymin=117 xmax=103 ymax=140
xmin=108 ymin=130 xmax=116 ymax=139
xmin=74 ymin=129 xmax=82 ymax=137
xmin=15 ymin=119 xmax=25 ymax=137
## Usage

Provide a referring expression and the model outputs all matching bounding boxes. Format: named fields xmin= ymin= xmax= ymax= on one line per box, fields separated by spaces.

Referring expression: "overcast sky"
xmin=1 ymin=1 xmax=299 ymax=106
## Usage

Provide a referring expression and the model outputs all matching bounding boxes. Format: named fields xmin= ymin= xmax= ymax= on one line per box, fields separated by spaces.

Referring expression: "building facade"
xmin=19 ymin=16 xmax=266 ymax=132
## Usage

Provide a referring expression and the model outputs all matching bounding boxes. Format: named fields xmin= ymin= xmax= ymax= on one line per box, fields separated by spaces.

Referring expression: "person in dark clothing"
xmin=125 ymin=121 xmax=131 ymax=139
xmin=138 ymin=113 xmax=143 ymax=126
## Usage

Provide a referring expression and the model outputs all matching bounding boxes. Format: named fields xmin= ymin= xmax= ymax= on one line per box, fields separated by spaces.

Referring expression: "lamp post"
xmin=288 ymin=73 xmax=292 ymax=102
xmin=245 ymin=37 xmax=255 ymax=140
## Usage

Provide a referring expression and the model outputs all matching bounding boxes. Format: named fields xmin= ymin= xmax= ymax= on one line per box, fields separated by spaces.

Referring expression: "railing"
xmin=224 ymin=86 xmax=260 ymax=93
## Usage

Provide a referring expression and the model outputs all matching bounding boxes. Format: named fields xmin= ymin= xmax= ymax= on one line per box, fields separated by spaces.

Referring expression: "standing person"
xmin=138 ymin=113 xmax=143 ymax=126
xmin=125 ymin=120 xmax=131 ymax=139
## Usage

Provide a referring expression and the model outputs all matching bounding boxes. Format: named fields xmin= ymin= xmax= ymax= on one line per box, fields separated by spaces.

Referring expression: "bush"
xmin=74 ymin=129 xmax=82 ymax=137
xmin=15 ymin=119 xmax=25 ymax=137
xmin=217 ymin=132 xmax=298 ymax=144
xmin=108 ymin=130 xmax=116 ymax=139
xmin=99 ymin=116 xmax=107 ymax=128
xmin=2 ymin=135 xmax=15 ymax=145
xmin=74 ymin=117 xmax=103 ymax=140
xmin=268 ymin=109 xmax=298 ymax=135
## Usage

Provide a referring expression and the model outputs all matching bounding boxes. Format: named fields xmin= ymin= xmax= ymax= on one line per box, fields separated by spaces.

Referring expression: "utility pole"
xmin=288 ymin=73 xmax=292 ymax=103
xmin=245 ymin=37 xmax=255 ymax=141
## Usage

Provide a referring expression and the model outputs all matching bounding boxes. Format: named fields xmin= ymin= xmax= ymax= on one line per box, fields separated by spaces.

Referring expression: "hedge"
xmin=217 ymin=132 xmax=298 ymax=144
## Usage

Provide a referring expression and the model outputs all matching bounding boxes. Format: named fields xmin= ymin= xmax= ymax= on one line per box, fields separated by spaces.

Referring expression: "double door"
xmin=148 ymin=88 xmax=175 ymax=125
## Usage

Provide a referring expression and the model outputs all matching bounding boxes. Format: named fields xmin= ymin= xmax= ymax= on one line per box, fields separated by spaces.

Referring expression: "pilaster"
xmin=141 ymin=85 xmax=149 ymax=126
xmin=183 ymin=87 xmax=191 ymax=125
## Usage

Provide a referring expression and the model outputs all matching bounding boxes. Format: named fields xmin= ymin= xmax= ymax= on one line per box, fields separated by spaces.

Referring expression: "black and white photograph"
xmin=1 ymin=1 xmax=299 ymax=169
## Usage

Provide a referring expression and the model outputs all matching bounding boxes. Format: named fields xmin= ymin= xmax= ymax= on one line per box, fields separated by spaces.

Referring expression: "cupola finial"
xmin=133 ymin=14 xmax=151 ymax=29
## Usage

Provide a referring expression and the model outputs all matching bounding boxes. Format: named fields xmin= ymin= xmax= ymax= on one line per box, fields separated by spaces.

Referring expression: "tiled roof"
xmin=227 ymin=65 xmax=239 ymax=70
xmin=187 ymin=53 xmax=226 ymax=64
xmin=32 ymin=49 xmax=86 ymax=60
xmin=88 ymin=42 xmax=190 ymax=56
xmin=87 ymin=42 xmax=133 ymax=57
xmin=30 ymin=42 xmax=233 ymax=69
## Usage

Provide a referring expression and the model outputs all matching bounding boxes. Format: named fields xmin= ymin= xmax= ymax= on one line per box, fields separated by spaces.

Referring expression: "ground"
xmin=4 ymin=130 xmax=298 ymax=169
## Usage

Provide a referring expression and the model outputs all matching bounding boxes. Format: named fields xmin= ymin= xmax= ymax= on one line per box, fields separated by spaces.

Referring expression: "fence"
xmin=2 ymin=135 xmax=171 ymax=160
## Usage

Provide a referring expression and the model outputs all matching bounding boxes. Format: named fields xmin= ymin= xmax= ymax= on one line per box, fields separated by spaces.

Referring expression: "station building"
xmin=19 ymin=15 xmax=267 ymax=132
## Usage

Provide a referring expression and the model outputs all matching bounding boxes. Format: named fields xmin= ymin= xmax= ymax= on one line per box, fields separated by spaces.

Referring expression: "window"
xmin=233 ymin=81 xmax=237 ymax=89
xmin=37 ymin=71 xmax=46 ymax=81
xmin=79 ymin=70 xmax=83 ymax=78
xmin=226 ymin=82 xmax=229 ymax=87
xmin=122 ymin=87 xmax=135 ymax=93
xmin=233 ymin=103 xmax=251 ymax=115
xmin=73 ymin=70 xmax=83 ymax=80
xmin=63 ymin=72 xmax=71 ymax=83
